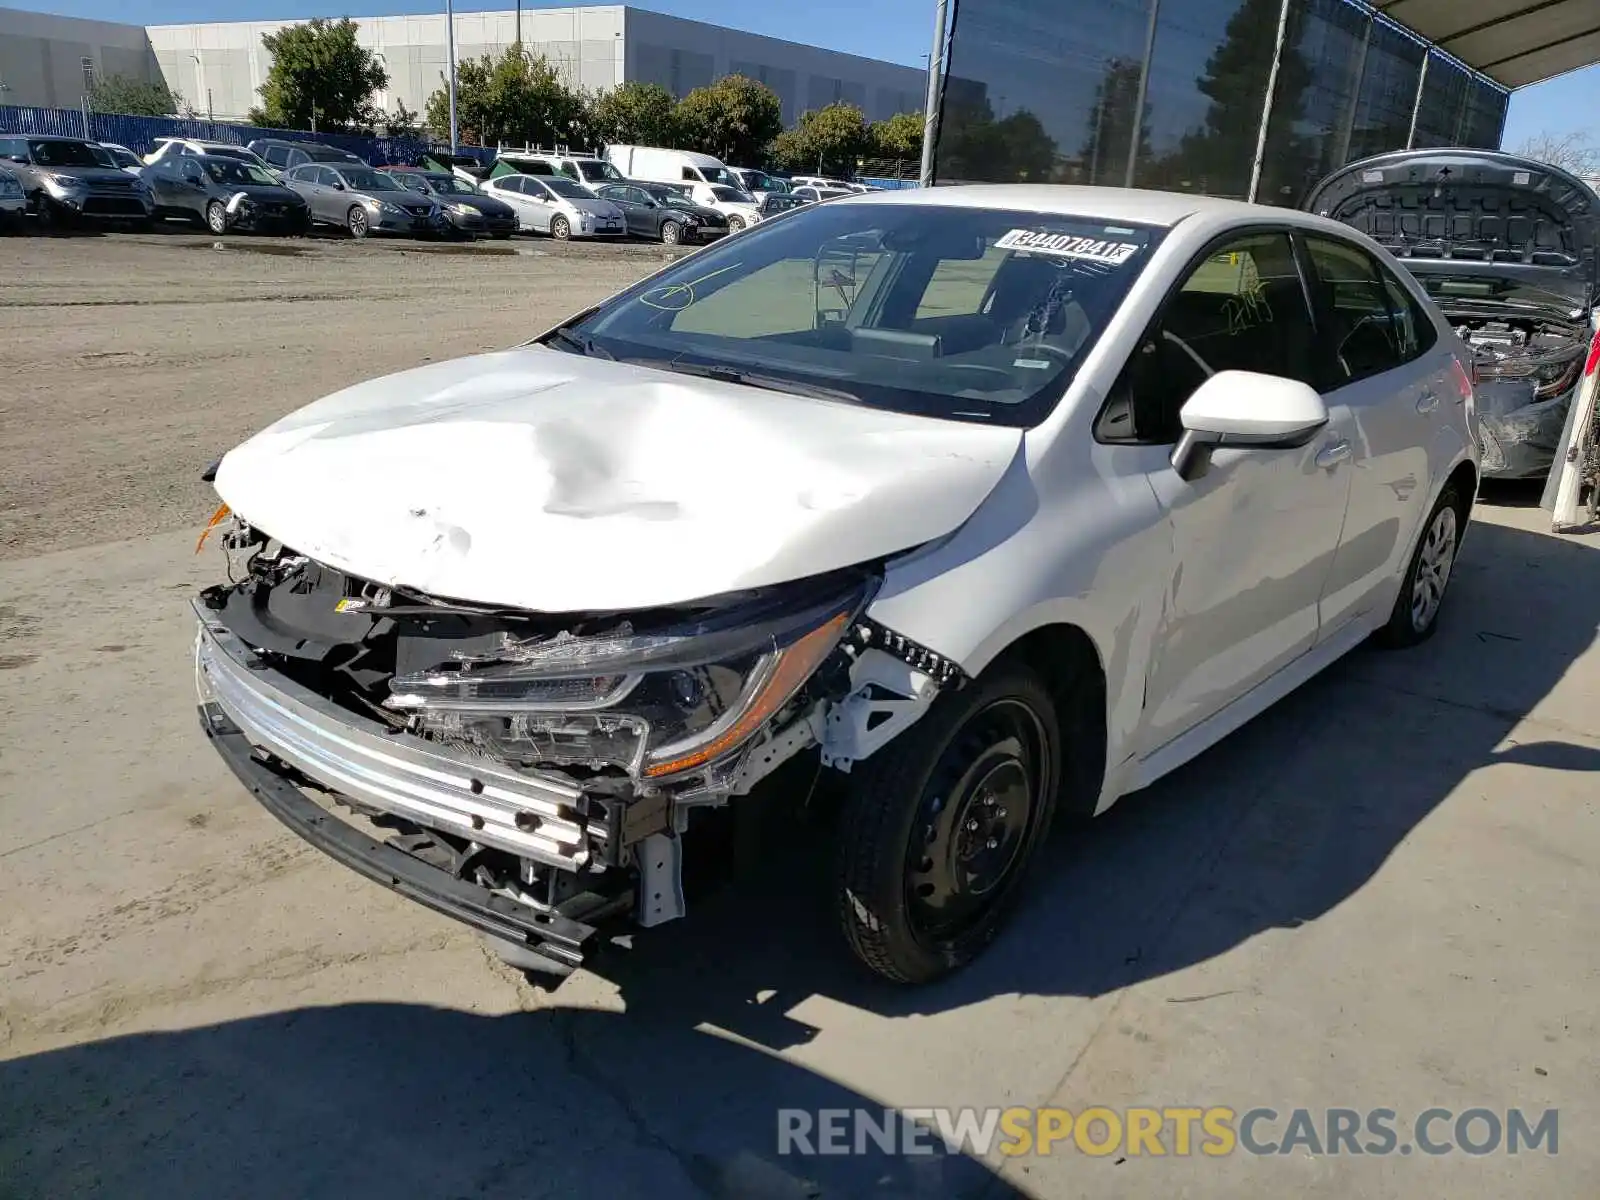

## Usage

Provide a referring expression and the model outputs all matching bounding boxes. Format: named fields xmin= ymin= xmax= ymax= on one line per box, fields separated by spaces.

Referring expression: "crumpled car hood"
xmin=213 ymin=348 xmax=1022 ymax=612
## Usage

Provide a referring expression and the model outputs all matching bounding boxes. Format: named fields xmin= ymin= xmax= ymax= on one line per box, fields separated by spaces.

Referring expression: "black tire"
xmin=34 ymin=195 xmax=67 ymax=232
xmin=1375 ymin=483 xmax=1466 ymax=648
xmin=347 ymin=205 xmax=370 ymax=239
xmin=206 ymin=201 xmax=228 ymax=235
xmin=550 ymin=215 xmax=570 ymax=240
xmin=660 ymin=219 xmax=682 ymax=245
xmin=492 ymin=231 xmax=512 ymax=240
xmin=727 ymin=214 xmax=746 ymax=233
xmin=833 ymin=660 xmax=1067 ymax=984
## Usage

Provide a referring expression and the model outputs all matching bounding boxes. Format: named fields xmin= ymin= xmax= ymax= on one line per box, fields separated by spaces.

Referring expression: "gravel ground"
xmin=2 ymin=233 xmax=1598 ymax=1200
xmin=0 ymin=231 xmax=677 ymax=560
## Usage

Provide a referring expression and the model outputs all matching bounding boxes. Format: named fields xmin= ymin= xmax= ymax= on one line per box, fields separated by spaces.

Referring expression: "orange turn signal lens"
xmin=195 ymin=502 xmax=231 ymax=555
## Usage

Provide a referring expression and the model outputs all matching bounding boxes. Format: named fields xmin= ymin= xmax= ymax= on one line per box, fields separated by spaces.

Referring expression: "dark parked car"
xmin=0 ymin=133 xmax=153 ymax=226
xmin=593 ymin=181 xmax=729 ymax=243
xmin=248 ymin=138 xmax=369 ymax=172
xmin=385 ymin=168 xmax=517 ymax=238
xmin=144 ymin=154 xmax=311 ymax=234
xmin=281 ymin=163 xmax=447 ymax=238
xmin=1306 ymin=148 xmax=1600 ymax=481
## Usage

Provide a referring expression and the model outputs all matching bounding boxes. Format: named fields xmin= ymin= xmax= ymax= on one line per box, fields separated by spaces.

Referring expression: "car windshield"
xmin=104 ymin=147 xmax=140 ymax=167
xmin=763 ymin=195 xmax=807 ymax=212
xmin=562 ymin=205 xmax=1161 ymax=427
xmin=209 ymin=147 xmax=259 ymax=163
xmin=30 ymin=140 xmax=107 ymax=167
xmin=642 ymin=184 xmax=687 ymax=203
xmin=575 ymin=160 xmax=622 ymax=182
xmin=311 ymin=148 xmax=362 ymax=162
xmin=541 ymin=177 xmax=592 ymax=199
xmin=339 ymin=168 xmax=401 ymax=191
xmin=697 ymin=165 xmax=739 ymax=187
xmin=421 ymin=174 xmax=478 ymax=195
xmin=709 ymin=185 xmax=753 ymax=203
xmin=205 ymin=160 xmax=277 ymax=186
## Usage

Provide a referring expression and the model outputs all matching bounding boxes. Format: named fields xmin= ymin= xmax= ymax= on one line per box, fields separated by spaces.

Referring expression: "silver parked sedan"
xmin=480 ymin=173 xmax=626 ymax=239
xmin=281 ymin=163 xmax=448 ymax=239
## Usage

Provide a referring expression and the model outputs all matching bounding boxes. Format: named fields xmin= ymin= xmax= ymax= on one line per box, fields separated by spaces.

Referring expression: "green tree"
xmin=869 ymin=110 xmax=923 ymax=163
xmin=87 ymin=73 xmax=182 ymax=117
xmin=771 ymin=102 xmax=871 ymax=175
xmin=673 ymin=74 xmax=783 ymax=165
xmin=1078 ymin=58 xmax=1153 ymax=185
xmin=1173 ymin=0 xmax=1312 ymax=199
xmin=936 ymin=97 xmax=1060 ymax=183
xmin=384 ymin=99 xmax=421 ymax=139
xmin=589 ymin=80 xmax=679 ymax=146
xmin=249 ymin=18 xmax=388 ymax=132
xmin=425 ymin=44 xmax=588 ymax=148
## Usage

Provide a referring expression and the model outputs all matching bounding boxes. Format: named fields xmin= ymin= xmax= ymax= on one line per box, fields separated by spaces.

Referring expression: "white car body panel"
xmin=213 ymin=183 xmax=1480 ymax=821
xmin=212 ymin=349 xmax=1022 ymax=613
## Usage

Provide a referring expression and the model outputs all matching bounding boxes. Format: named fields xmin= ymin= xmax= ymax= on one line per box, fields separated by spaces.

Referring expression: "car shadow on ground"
xmin=2 ymin=519 xmax=1595 ymax=1200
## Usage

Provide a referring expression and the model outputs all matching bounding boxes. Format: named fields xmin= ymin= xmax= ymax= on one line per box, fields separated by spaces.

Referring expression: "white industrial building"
xmin=0 ymin=4 xmax=925 ymax=127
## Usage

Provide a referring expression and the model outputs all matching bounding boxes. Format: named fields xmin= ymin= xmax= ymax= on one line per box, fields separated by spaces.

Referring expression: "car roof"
xmin=832 ymin=184 xmax=1347 ymax=230
xmin=20 ymin=134 xmax=88 ymax=142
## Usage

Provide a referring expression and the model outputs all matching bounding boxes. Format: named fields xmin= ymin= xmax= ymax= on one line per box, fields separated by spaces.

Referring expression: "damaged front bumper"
xmin=194 ymin=604 xmax=675 ymax=972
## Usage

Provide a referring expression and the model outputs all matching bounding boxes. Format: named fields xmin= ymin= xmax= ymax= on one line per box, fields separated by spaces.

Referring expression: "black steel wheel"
xmin=834 ymin=660 xmax=1066 ymax=984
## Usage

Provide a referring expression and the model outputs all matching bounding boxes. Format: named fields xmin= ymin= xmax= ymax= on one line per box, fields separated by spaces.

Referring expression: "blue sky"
xmin=26 ymin=0 xmax=1600 ymax=146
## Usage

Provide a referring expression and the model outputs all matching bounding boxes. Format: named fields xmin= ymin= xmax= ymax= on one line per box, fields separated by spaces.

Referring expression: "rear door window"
xmin=1304 ymin=236 xmax=1410 ymax=385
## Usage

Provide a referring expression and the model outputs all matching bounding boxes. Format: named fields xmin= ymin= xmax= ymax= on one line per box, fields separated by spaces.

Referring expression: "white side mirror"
xmin=1171 ymin=370 xmax=1329 ymax=481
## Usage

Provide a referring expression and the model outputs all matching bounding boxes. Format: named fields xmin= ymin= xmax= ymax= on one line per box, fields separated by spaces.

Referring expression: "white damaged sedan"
xmin=193 ymin=185 xmax=1480 ymax=984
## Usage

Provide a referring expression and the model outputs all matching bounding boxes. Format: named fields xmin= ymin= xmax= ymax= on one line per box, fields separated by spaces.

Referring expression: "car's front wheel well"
xmin=987 ymin=624 xmax=1107 ymax=819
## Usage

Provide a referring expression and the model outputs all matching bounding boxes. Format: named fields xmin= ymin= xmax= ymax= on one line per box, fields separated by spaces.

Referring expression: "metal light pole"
xmin=918 ymin=0 xmax=948 ymax=188
xmin=446 ymin=0 xmax=459 ymax=153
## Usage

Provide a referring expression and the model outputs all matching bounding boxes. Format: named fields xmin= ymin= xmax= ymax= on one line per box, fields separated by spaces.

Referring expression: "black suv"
xmin=0 ymin=134 xmax=154 ymax=226
xmin=1307 ymin=148 xmax=1599 ymax=481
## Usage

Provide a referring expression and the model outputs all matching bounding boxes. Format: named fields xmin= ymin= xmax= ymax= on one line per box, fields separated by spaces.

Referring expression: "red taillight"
xmin=1450 ymin=356 xmax=1475 ymax=399
xmin=1584 ymin=325 xmax=1600 ymax=379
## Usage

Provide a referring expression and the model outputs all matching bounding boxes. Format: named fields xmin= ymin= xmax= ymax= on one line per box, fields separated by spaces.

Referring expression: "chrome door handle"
xmin=1316 ymin=439 xmax=1352 ymax=469
xmin=1417 ymin=390 xmax=1440 ymax=414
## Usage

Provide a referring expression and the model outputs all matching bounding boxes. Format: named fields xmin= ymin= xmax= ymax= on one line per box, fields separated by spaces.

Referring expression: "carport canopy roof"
xmin=1376 ymin=0 xmax=1600 ymax=88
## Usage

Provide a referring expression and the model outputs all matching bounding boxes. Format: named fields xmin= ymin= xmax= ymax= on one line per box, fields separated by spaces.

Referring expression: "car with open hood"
xmin=144 ymin=153 xmax=311 ymax=234
xmin=1305 ymin=148 xmax=1599 ymax=481
xmin=193 ymin=185 xmax=1479 ymax=986
xmin=0 ymin=133 xmax=153 ymax=226
xmin=480 ymin=172 xmax=626 ymax=239
xmin=281 ymin=162 xmax=448 ymax=238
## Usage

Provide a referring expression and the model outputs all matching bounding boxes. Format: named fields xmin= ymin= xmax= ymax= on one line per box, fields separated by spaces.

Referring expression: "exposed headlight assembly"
xmin=1533 ymin=350 xmax=1583 ymax=399
xmin=385 ymin=573 xmax=878 ymax=782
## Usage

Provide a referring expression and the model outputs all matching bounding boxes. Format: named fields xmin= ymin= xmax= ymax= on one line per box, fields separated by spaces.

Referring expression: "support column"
xmin=1247 ymin=0 xmax=1294 ymax=203
xmin=1406 ymin=50 xmax=1430 ymax=149
xmin=918 ymin=0 xmax=949 ymax=187
xmin=1334 ymin=16 xmax=1372 ymax=168
xmin=1124 ymin=0 xmax=1161 ymax=188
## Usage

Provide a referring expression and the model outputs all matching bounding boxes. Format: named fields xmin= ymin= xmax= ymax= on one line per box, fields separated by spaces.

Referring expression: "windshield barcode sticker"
xmin=995 ymin=230 xmax=1142 ymax=264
